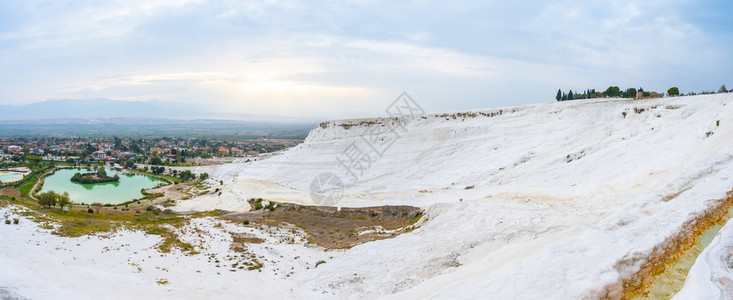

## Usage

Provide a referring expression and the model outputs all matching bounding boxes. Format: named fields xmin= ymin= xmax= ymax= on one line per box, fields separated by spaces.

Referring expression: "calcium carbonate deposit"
xmin=3 ymin=93 xmax=733 ymax=299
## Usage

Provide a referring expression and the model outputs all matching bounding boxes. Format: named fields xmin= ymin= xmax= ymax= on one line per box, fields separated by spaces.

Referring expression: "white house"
xmin=92 ymin=151 xmax=106 ymax=161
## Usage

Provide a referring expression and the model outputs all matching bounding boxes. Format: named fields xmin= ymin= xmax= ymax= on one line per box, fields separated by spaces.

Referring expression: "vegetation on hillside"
xmin=556 ymin=84 xmax=729 ymax=101
xmin=37 ymin=190 xmax=71 ymax=209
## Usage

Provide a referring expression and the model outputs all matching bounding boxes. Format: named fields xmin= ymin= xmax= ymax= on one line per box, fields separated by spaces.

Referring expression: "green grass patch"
xmin=41 ymin=209 xmax=184 ymax=237
xmin=157 ymin=231 xmax=198 ymax=254
xmin=411 ymin=213 xmax=423 ymax=224
xmin=145 ymin=226 xmax=169 ymax=235
xmin=41 ymin=208 xmax=199 ymax=254
xmin=15 ymin=166 xmax=54 ymax=200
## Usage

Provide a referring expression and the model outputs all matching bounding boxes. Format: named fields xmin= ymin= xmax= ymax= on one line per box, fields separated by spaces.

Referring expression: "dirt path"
xmin=27 ymin=169 xmax=56 ymax=201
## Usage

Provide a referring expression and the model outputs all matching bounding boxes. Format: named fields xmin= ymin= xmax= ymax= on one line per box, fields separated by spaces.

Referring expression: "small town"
xmin=0 ymin=136 xmax=303 ymax=167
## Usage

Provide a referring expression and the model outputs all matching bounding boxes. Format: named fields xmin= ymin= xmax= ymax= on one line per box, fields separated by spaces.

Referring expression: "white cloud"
xmin=1 ymin=0 xmax=202 ymax=49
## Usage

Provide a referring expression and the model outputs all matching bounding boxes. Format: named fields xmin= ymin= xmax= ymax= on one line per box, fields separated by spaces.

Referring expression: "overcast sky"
xmin=1 ymin=0 xmax=731 ymax=120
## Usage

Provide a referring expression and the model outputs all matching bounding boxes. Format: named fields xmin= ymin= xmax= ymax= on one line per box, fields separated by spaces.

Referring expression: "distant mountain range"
xmin=0 ymin=99 xmax=316 ymax=136
xmin=0 ymin=99 xmax=216 ymax=120
xmin=0 ymin=98 xmax=310 ymax=123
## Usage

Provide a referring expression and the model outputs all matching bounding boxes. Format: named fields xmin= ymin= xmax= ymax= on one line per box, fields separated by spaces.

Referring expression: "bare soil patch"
xmin=0 ymin=187 xmax=22 ymax=200
xmin=224 ymin=200 xmax=423 ymax=249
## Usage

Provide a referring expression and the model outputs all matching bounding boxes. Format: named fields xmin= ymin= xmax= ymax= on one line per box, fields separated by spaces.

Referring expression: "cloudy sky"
xmin=0 ymin=0 xmax=731 ymax=120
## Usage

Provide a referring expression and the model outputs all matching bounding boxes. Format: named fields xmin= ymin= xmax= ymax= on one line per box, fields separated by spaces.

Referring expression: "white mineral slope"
xmin=0 ymin=205 xmax=333 ymax=300
xmin=4 ymin=94 xmax=733 ymax=299
xmin=675 ymin=213 xmax=733 ymax=299
xmin=203 ymin=94 xmax=731 ymax=208
xmin=196 ymin=93 xmax=733 ymax=298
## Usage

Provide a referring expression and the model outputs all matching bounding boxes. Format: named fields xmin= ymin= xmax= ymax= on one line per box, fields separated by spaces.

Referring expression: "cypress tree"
xmin=626 ymin=88 xmax=637 ymax=98
xmin=568 ymin=90 xmax=574 ymax=100
xmin=556 ymin=89 xmax=562 ymax=101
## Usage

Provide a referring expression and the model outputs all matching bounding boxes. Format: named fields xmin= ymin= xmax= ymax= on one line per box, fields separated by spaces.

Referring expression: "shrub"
xmin=243 ymin=220 xmax=250 ymax=225
xmin=91 ymin=202 xmax=103 ymax=214
xmin=605 ymin=86 xmax=621 ymax=97
xmin=315 ymin=260 xmax=326 ymax=268
xmin=13 ymin=218 xmax=18 ymax=224
xmin=668 ymin=87 xmax=680 ymax=97
xmin=57 ymin=192 xmax=71 ymax=211
xmin=4 ymin=219 xmax=10 ymax=225
xmin=146 ymin=206 xmax=162 ymax=215
xmin=37 ymin=191 xmax=59 ymax=208
xmin=624 ymin=88 xmax=637 ymax=98
xmin=87 ymin=208 xmax=94 ymax=213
